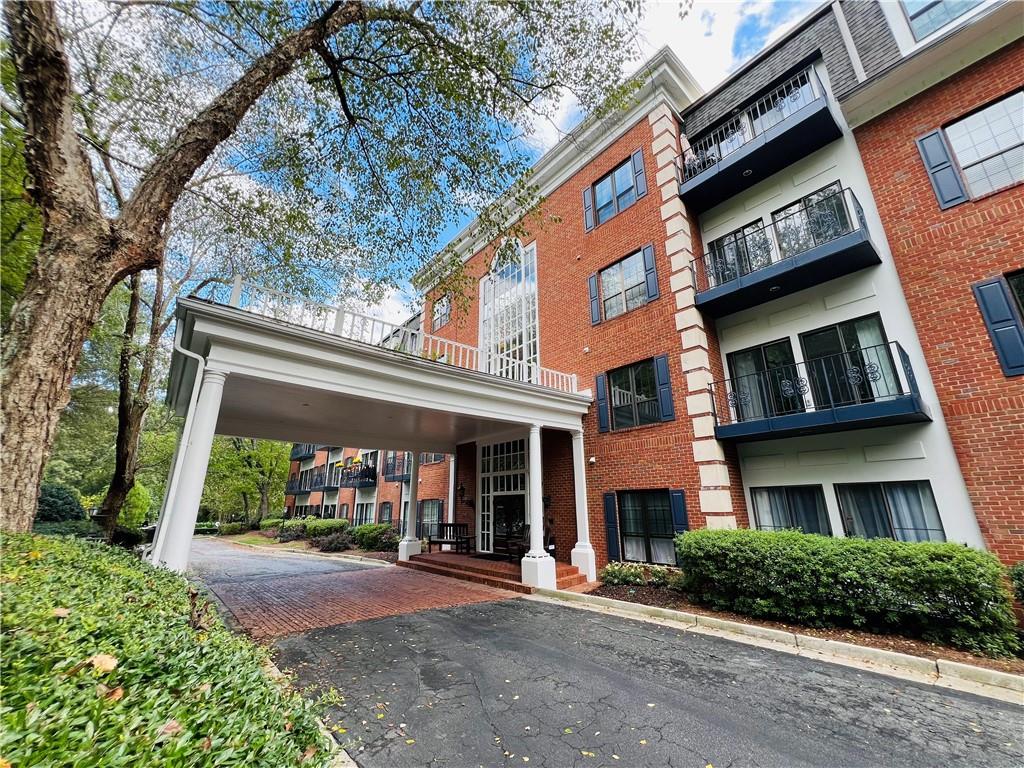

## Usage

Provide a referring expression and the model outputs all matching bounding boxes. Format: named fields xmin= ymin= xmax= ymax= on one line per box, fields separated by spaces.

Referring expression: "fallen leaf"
xmin=53 ymin=607 xmax=70 ymax=618
xmin=88 ymin=654 xmax=118 ymax=673
xmin=158 ymin=720 xmax=183 ymax=738
xmin=523 ymin=758 xmax=529 ymax=763
xmin=405 ymin=739 xmax=416 ymax=745
xmin=580 ymin=750 xmax=596 ymax=757
xmin=104 ymin=686 xmax=124 ymax=702
xmin=300 ymin=746 xmax=317 ymax=763
xmin=201 ymin=737 xmax=212 ymax=751
xmin=639 ymin=739 xmax=648 ymax=745
xmin=198 ymin=683 xmax=212 ymax=695
xmin=612 ymin=756 xmax=620 ymax=761
xmin=563 ymin=728 xmax=573 ymax=734
xmin=285 ymin=721 xmax=293 ymax=732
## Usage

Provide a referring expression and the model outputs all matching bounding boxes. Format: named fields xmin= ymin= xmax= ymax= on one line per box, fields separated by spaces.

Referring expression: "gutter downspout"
xmin=150 ymin=320 xmax=205 ymax=565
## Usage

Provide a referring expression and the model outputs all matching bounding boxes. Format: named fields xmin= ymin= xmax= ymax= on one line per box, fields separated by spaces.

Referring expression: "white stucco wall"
xmin=696 ymin=61 xmax=983 ymax=547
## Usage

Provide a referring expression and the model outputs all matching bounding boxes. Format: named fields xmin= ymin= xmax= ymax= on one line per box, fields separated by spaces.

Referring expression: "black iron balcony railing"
xmin=339 ymin=463 xmax=378 ymax=488
xmin=290 ymin=443 xmax=317 ymax=460
xmin=285 ymin=477 xmax=303 ymax=494
xmin=693 ymin=187 xmax=868 ymax=292
xmin=679 ymin=67 xmax=823 ymax=182
xmin=710 ymin=342 xmax=927 ymax=436
xmin=382 ymin=453 xmax=411 ymax=482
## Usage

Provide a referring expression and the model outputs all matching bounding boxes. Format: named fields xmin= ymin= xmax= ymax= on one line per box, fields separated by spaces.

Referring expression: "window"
xmin=619 ymin=491 xmax=675 ymax=565
xmin=726 ymin=338 xmax=802 ymax=422
xmin=339 ymin=502 xmax=349 ymax=520
xmin=354 ymin=502 xmax=374 ymax=526
xmin=600 ymin=251 xmax=646 ymax=320
xmin=943 ymin=91 xmax=1024 ymax=198
xmin=772 ymin=181 xmax=850 ymax=260
xmin=752 ymin=486 xmax=831 ymax=535
xmin=323 ymin=504 xmax=337 ymax=518
xmin=480 ymin=242 xmax=538 ymax=382
xmin=608 ymin=360 xmax=660 ymax=430
xmin=836 ymin=481 xmax=945 ymax=542
xmin=901 ymin=0 xmax=984 ymax=39
xmin=420 ymin=499 xmax=442 ymax=539
xmin=431 ymin=295 xmax=451 ymax=331
xmin=706 ymin=219 xmax=773 ymax=286
xmin=419 ymin=452 xmax=445 ymax=464
xmin=589 ymin=153 xmax=645 ymax=227
xmin=799 ymin=314 xmax=900 ymax=409
xmin=378 ymin=501 xmax=393 ymax=524
xmin=1008 ymin=270 xmax=1024 ymax=316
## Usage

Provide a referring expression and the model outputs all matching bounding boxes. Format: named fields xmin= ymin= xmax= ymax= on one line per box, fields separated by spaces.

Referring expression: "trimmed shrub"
xmin=32 ymin=519 xmax=103 ymax=539
xmin=218 ymin=522 xmax=246 ymax=536
xmin=599 ymin=562 xmax=674 ymax=587
xmin=350 ymin=523 xmax=399 ymax=552
xmin=259 ymin=517 xmax=284 ymax=531
xmin=312 ymin=531 xmax=354 ymax=553
xmin=1 ymin=534 xmax=330 ymax=766
xmin=110 ymin=526 xmax=144 ymax=549
xmin=193 ymin=523 xmax=218 ymax=535
xmin=1010 ymin=562 xmax=1024 ymax=606
xmin=277 ymin=518 xmax=307 ymax=542
xmin=36 ymin=483 xmax=85 ymax=523
xmin=118 ymin=483 xmax=151 ymax=531
xmin=305 ymin=518 xmax=349 ymax=539
xmin=677 ymin=529 xmax=1019 ymax=657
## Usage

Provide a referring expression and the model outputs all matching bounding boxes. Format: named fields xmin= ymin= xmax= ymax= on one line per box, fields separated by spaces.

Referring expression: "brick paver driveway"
xmin=191 ymin=538 xmax=1023 ymax=768
xmin=189 ymin=537 xmax=515 ymax=641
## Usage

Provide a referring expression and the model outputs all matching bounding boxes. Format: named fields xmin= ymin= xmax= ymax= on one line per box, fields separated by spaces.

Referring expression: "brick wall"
xmin=428 ymin=114 xmax=743 ymax=569
xmin=853 ymin=41 xmax=1024 ymax=563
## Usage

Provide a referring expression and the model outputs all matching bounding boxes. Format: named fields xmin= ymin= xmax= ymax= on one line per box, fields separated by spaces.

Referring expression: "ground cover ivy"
xmin=1 ymin=534 xmax=331 ymax=766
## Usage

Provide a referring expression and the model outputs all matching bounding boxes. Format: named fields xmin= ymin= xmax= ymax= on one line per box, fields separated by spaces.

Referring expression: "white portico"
xmin=152 ymin=279 xmax=597 ymax=587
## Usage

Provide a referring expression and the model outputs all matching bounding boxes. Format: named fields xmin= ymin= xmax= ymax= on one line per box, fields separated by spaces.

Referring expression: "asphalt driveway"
xmin=191 ymin=538 xmax=1023 ymax=768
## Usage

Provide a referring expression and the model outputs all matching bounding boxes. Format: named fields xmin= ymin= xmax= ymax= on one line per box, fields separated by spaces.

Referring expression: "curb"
xmin=263 ymin=658 xmax=358 ymax=767
xmin=532 ymin=587 xmax=1024 ymax=701
xmin=220 ymin=539 xmax=393 ymax=568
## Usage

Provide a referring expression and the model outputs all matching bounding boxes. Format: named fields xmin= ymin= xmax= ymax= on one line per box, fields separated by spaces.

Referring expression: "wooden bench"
xmin=427 ymin=522 xmax=473 ymax=554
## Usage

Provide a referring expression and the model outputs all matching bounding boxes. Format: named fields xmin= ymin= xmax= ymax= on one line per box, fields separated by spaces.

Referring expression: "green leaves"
xmin=675 ymin=529 xmax=1020 ymax=657
xmin=1 ymin=535 xmax=332 ymax=767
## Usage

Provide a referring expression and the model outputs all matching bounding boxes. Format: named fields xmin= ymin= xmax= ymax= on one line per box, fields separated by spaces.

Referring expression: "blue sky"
xmin=372 ymin=0 xmax=821 ymax=322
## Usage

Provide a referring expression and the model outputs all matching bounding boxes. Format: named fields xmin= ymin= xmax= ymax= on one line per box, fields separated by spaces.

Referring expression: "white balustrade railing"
xmin=194 ymin=276 xmax=578 ymax=394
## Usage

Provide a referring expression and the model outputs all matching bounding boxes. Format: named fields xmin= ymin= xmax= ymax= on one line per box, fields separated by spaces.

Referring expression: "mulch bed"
xmin=591 ymin=584 xmax=1024 ymax=676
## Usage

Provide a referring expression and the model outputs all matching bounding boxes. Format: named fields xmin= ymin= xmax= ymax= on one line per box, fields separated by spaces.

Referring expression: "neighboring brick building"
xmin=285 ymin=444 xmax=454 ymax=537
xmin=846 ymin=30 xmax=1024 ymax=562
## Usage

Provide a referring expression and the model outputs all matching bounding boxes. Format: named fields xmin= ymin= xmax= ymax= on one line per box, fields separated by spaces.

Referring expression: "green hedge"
xmin=1 ymin=534 xmax=330 ymax=766
xmin=259 ymin=518 xmax=284 ymax=531
xmin=1010 ymin=562 xmax=1024 ymax=605
xmin=350 ymin=523 xmax=399 ymax=552
xmin=218 ymin=522 xmax=247 ymax=536
xmin=677 ymin=529 xmax=1019 ymax=657
xmin=599 ymin=562 xmax=674 ymax=587
xmin=32 ymin=520 xmax=104 ymax=539
xmin=304 ymin=519 xmax=348 ymax=539
xmin=194 ymin=523 xmax=219 ymax=536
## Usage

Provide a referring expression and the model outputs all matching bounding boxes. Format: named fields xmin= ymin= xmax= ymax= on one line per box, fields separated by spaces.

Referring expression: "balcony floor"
xmin=715 ymin=395 xmax=932 ymax=442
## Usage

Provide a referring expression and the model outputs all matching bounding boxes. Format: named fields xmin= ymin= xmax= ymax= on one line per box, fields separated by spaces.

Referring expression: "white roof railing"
xmin=196 ymin=276 xmax=579 ymax=394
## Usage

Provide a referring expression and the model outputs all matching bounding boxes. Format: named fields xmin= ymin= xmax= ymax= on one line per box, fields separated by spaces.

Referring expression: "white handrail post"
xmin=332 ymin=306 xmax=345 ymax=335
xmin=228 ymin=275 xmax=243 ymax=307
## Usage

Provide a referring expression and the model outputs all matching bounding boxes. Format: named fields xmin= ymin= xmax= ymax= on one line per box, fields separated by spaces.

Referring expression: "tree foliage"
xmin=36 ymin=483 xmax=85 ymax=523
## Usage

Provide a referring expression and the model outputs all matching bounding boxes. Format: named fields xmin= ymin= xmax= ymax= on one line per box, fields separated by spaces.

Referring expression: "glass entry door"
xmin=800 ymin=314 xmax=898 ymax=409
xmin=491 ymin=494 xmax=527 ymax=556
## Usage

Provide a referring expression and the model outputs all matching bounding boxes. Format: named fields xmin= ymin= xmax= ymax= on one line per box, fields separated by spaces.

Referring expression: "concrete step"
xmin=397 ymin=559 xmax=535 ymax=594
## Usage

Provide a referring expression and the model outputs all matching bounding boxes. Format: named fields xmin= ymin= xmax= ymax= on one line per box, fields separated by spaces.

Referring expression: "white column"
xmin=157 ymin=368 xmax=227 ymax=573
xmin=569 ymin=428 xmax=597 ymax=581
xmin=521 ymin=424 xmax=556 ymax=589
xmin=443 ymin=455 xmax=457 ymax=550
xmin=399 ymin=451 xmax=422 ymax=561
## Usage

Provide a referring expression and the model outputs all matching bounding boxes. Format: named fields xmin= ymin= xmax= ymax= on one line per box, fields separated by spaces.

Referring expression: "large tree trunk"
xmin=1 ymin=0 xmax=366 ymax=532
xmin=1 ymin=240 xmax=120 ymax=531
xmin=258 ymin=486 xmax=271 ymax=521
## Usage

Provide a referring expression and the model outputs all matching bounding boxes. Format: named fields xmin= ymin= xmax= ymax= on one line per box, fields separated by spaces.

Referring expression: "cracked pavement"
xmin=275 ymin=600 xmax=1023 ymax=768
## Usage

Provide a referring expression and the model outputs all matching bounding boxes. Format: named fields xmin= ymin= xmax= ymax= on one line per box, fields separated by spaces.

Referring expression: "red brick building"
xmin=849 ymin=39 xmax=1024 ymax=562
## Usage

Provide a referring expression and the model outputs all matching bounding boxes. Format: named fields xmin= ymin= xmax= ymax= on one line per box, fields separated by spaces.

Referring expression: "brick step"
xmin=409 ymin=554 xmax=583 ymax=581
xmin=397 ymin=559 xmax=535 ymax=594
xmin=557 ymin=572 xmax=589 ymax=589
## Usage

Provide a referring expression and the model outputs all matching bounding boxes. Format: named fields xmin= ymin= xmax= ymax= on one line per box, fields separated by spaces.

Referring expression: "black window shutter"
xmin=653 ymin=354 xmax=675 ymax=421
xmin=588 ymin=273 xmax=601 ymax=325
xmin=973 ymin=278 xmax=1024 ymax=376
xmin=603 ymin=492 xmax=620 ymax=562
xmin=642 ymin=243 xmax=659 ymax=301
xmin=583 ymin=187 xmax=595 ymax=231
xmin=631 ymin=149 xmax=647 ymax=199
xmin=916 ymin=130 xmax=968 ymax=209
xmin=438 ymin=499 xmax=445 ymax=528
xmin=595 ymin=374 xmax=610 ymax=432
xmin=416 ymin=500 xmax=423 ymax=538
xmin=669 ymin=489 xmax=688 ymax=533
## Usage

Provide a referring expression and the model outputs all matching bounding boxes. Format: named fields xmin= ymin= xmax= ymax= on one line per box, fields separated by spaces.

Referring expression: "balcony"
xmin=285 ymin=477 xmax=304 ymax=494
xmin=709 ymin=342 xmax=931 ymax=441
xmin=338 ymin=463 xmax=378 ymax=488
xmin=677 ymin=66 xmax=842 ymax=213
xmin=290 ymin=443 xmax=317 ymax=460
xmin=382 ymin=452 xmax=411 ymax=482
xmin=692 ymin=188 xmax=881 ymax=316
